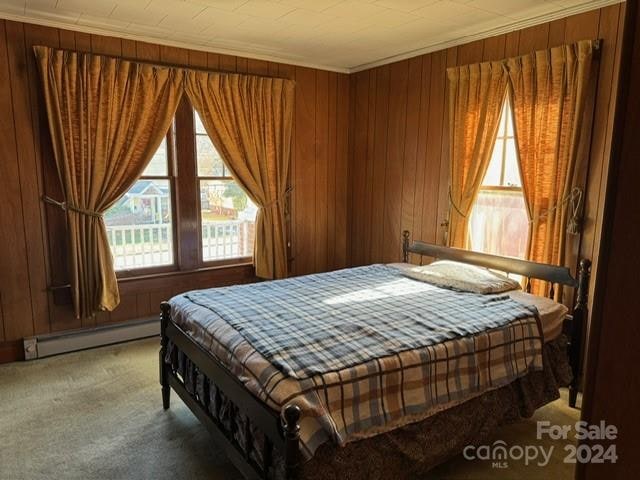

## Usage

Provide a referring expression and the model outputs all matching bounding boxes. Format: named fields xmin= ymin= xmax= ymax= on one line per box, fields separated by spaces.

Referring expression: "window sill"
xmin=48 ymin=261 xmax=255 ymax=305
xmin=117 ymin=261 xmax=254 ymax=284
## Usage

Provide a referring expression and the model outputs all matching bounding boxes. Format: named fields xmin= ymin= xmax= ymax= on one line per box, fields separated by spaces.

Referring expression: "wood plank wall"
xmin=0 ymin=5 xmax=626 ymax=357
xmin=348 ymin=4 xmax=626 ymax=311
xmin=0 ymin=20 xmax=349 ymax=348
xmin=580 ymin=2 xmax=640 ymax=475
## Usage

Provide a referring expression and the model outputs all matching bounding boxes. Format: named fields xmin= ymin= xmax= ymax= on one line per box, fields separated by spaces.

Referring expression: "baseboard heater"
xmin=23 ymin=317 xmax=159 ymax=360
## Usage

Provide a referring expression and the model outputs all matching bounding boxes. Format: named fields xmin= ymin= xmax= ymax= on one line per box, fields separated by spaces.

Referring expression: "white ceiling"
xmin=0 ymin=0 xmax=622 ymax=72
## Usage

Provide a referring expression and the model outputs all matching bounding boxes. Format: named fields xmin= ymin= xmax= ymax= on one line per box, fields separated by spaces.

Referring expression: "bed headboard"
xmin=401 ymin=230 xmax=590 ymax=408
xmin=401 ymin=230 xmax=590 ymax=297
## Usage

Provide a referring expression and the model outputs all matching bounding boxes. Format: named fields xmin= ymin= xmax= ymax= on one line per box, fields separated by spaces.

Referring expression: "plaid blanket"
xmin=184 ymin=265 xmax=538 ymax=378
xmin=170 ymin=265 xmax=544 ymax=458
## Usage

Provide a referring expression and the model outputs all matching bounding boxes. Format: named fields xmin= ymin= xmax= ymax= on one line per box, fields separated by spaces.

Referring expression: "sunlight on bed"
xmin=323 ymin=278 xmax=438 ymax=305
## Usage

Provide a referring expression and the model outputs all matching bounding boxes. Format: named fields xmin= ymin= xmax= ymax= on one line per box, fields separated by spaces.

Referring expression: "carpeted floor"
xmin=0 ymin=338 xmax=579 ymax=480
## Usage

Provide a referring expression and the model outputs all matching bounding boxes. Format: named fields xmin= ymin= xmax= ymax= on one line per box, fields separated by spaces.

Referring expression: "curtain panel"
xmin=508 ymin=40 xmax=596 ymax=297
xmin=35 ymin=46 xmax=184 ymax=319
xmin=185 ymin=71 xmax=294 ymax=279
xmin=447 ymin=61 xmax=509 ymax=248
xmin=35 ymin=46 xmax=295 ymax=318
xmin=446 ymin=40 xmax=596 ymax=297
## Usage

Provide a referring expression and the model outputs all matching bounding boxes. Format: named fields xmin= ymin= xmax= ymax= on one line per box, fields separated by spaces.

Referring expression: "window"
xmin=468 ymin=97 xmax=529 ymax=259
xmin=100 ymin=101 xmax=257 ymax=277
xmin=104 ymin=138 xmax=174 ymax=271
xmin=195 ymin=112 xmax=257 ymax=262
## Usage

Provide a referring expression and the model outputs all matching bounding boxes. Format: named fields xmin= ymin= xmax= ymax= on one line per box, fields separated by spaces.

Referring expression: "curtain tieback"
xmin=260 ymin=185 xmax=293 ymax=210
xmin=527 ymin=187 xmax=583 ymax=234
xmin=42 ymin=195 xmax=103 ymax=218
xmin=448 ymin=186 xmax=467 ymax=218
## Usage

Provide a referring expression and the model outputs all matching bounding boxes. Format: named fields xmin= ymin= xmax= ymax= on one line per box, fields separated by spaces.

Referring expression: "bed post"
xmin=402 ymin=230 xmax=410 ymax=263
xmin=160 ymin=301 xmax=171 ymax=410
xmin=569 ymin=259 xmax=591 ymax=408
xmin=284 ymin=404 xmax=302 ymax=479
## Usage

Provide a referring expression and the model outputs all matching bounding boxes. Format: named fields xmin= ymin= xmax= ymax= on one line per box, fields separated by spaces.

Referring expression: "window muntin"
xmin=468 ymin=97 xmax=529 ymax=259
xmin=195 ymin=111 xmax=257 ymax=262
xmin=104 ymin=138 xmax=174 ymax=271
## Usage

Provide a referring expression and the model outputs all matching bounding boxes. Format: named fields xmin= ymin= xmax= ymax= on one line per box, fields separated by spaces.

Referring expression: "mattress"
xmin=388 ymin=262 xmax=569 ymax=341
xmin=168 ymin=264 xmax=550 ymax=458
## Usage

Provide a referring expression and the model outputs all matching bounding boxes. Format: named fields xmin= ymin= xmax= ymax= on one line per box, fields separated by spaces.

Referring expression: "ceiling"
xmin=0 ymin=0 xmax=622 ymax=72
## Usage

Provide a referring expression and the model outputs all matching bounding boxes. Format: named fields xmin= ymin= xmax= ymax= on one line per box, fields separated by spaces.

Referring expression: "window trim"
xmin=478 ymin=185 xmax=523 ymax=193
xmin=117 ymin=260 xmax=254 ymax=284
xmin=111 ymin=97 xmax=256 ymax=278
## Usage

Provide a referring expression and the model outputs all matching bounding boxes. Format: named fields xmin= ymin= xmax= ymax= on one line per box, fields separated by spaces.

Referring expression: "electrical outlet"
xmin=23 ymin=337 xmax=38 ymax=360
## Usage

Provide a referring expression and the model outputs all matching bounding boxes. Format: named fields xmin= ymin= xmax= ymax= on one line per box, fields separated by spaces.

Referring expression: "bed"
xmin=159 ymin=231 xmax=590 ymax=479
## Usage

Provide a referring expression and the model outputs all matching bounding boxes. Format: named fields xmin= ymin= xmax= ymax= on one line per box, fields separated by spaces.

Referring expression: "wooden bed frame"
xmin=159 ymin=230 xmax=591 ymax=479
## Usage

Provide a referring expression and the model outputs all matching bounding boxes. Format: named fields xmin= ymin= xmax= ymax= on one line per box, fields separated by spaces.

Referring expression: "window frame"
xmin=193 ymin=110 xmax=254 ymax=267
xmin=113 ymin=128 xmax=179 ymax=279
xmin=468 ymin=97 xmax=529 ymax=258
xmin=111 ymin=98 xmax=254 ymax=279
xmin=479 ymin=96 xmax=523 ymax=193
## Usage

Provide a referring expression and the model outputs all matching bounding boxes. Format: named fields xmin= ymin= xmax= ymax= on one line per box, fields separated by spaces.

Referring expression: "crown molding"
xmin=350 ymin=0 xmax=624 ymax=72
xmin=0 ymin=0 xmax=624 ymax=74
xmin=0 ymin=10 xmax=351 ymax=74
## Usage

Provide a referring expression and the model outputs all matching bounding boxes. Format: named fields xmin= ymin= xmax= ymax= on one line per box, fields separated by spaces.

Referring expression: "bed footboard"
xmin=159 ymin=302 xmax=301 ymax=480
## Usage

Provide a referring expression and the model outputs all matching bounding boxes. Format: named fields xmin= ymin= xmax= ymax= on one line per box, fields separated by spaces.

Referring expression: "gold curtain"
xmin=447 ymin=61 xmax=509 ymax=248
xmin=508 ymin=40 xmax=595 ymax=296
xmin=34 ymin=46 xmax=184 ymax=318
xmin=185 ymin=71 xmax=294 ymax=279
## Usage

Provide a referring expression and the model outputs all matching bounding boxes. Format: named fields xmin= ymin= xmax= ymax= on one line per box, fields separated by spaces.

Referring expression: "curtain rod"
xmin=446 ymin=38 xmax=602 ymax=73
xmin=33 ymin=44 xmax=296 ymax=84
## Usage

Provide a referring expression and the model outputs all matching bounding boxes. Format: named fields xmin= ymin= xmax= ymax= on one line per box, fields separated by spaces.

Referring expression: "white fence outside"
xmin=106 ymin=220 xmax=252 ymax=270
xmin=202 ymin=220 xmax=253 ymax=261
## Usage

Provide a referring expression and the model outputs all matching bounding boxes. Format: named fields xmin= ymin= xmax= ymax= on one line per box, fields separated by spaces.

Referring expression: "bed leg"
xmin=568 ymin=259 xmax=591 ymax=410
xmin=402 ymin=230 xmax=410 ymax=263
xmin=569 ymin=385 xmax=578 ymax=408
xmin=284 ymin=404 xmax=301 ymax=480
xmin=160 ymin=301 xmax=171 ymax=411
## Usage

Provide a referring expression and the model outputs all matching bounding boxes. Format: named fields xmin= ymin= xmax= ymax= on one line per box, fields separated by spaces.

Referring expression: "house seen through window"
xmin=468 ymin=96 xmax=530 ymax=259
xmin=195 ymin=111 xmax=257 ymax=262
xmin=104 ymin=108 xmax=257 ymax=272
xmin=104 ymin=139 xmax=174 ymax=271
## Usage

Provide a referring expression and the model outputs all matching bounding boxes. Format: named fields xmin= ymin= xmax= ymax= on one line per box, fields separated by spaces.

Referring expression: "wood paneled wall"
xmin=0 ymin=20 xmax=349 ymax=347
xmin=580 ymin=2 xmax=640 ymax=475
xmin=0 ymin=5 xmax=626 ymax=358
xmin=348 ymin=5 xmax=626 ymax=310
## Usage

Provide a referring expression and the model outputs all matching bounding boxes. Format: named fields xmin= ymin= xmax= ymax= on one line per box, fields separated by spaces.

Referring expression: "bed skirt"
xmin=165 ymin=335 xmax=571 ymax=479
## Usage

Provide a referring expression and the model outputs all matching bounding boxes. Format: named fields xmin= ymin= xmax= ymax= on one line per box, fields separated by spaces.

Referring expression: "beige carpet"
xmin=0 ymin=338 xmax=579 ymax=480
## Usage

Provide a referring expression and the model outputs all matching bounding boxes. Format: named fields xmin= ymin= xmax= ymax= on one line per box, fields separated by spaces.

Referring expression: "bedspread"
xmin=169 ymin=265 xmax=545 ymax=457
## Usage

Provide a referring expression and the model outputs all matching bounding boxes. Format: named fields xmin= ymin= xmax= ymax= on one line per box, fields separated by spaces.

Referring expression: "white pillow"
xmin=401 ymin=260 xmax=521 ymax=294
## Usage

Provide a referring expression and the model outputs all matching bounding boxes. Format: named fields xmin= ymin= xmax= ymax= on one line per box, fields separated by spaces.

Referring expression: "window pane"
xmin=104 ymin=179 xmax=173 ymax=270
xmin=194 ymin=111 xmax=207 ymax=135
xmin=503 ymin=139 xmax=522 ymax=187
xmin=505 ymin=97 xmax=514 ymax=137
xmin=196 ymin=134 xmax=226 ymax=177
xmin=142 ymin=138 xmax=168 ymax=176
xmin=200 ymin=179 xmax=257 ymax=261
xmin=499 ymin=98 xmax=509 ymax=136
xmin=468 ymin=189 xmax=529 ymax=259
xmin=482 ymin=139 xmax=504 ymax=186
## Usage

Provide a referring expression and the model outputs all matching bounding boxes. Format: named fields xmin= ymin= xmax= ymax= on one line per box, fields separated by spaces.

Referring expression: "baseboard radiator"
xmin=23 ymin=317 xmax=159 ymax=360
